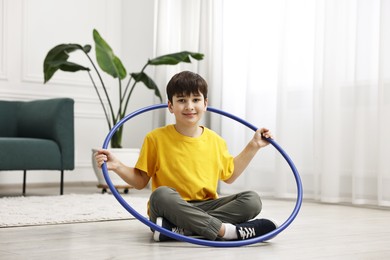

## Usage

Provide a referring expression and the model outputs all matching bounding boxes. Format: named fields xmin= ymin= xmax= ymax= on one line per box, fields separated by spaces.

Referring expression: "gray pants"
xmin=149 ymin=186 xmax=262 ymax=240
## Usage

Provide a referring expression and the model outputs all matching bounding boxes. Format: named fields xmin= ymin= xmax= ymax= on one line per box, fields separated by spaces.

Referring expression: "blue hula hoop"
xmin=102 ymin=103 xmax=303 ymax=247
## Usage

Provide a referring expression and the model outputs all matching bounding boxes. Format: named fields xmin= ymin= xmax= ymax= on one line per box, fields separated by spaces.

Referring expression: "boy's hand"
xmin=94 ymin=149 xmax=119 ymax=171
xmin=252 ymin=128 xmax=273 ymax=148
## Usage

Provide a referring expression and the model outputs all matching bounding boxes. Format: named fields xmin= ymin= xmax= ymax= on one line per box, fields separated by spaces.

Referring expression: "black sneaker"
xmin=236 ymin=218 xmax=277 ymax=240
xmin=153 ymin=217 xmax=185 ymax=242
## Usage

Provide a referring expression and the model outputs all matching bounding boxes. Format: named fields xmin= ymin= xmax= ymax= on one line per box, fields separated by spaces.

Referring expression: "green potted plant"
xmin=43 ymin=29 xmax=204 ymax=192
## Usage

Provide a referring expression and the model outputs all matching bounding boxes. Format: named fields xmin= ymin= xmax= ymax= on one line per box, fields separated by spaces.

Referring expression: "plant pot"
xmin=92 ymin=148 xmax=140 ymax=194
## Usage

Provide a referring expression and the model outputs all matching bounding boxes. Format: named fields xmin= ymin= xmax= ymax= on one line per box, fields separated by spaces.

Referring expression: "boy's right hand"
xmin=94 ymin=149 xmax=118 ymax=171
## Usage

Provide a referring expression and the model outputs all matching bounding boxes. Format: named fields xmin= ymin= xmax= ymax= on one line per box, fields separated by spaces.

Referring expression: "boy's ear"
xmin=204 ymin=98 xmax=208 ymax=111
xmin=168 ymin=100 xmax=174 ymax=113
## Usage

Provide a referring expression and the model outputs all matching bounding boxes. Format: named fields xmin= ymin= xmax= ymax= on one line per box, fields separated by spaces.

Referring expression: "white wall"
xmin=120 ymin=0 xmax=157 ymax=149
xmin=0 ymin=0 xmax=156 ymax=185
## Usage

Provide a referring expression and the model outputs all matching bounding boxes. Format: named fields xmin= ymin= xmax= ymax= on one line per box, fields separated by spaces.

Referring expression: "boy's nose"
xmin=186 ymin=102 xmax=194 ymax=110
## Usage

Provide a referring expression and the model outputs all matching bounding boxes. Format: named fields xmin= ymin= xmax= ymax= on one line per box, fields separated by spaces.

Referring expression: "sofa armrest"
xmin=17 ymin=98 xmax=75 ymax=170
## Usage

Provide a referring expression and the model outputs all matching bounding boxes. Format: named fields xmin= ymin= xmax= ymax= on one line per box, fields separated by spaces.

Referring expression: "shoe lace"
xmin=172 ymin=226 xmax=185 ymax=235
xmin=238 ymin=227 xmax=256 ymax=239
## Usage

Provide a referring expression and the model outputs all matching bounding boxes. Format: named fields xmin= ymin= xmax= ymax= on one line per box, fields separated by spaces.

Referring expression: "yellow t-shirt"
xmin=135 ymin=125 xmax=234 ymax=201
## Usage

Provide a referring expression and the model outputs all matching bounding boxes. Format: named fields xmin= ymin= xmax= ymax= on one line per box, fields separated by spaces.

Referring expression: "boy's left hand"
xmin=253 ymin=128 xmax=273 ymax=148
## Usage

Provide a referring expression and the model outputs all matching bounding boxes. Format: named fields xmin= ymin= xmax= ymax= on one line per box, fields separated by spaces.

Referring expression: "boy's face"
xmin=168 ymin=91 xmax=208 ymax=127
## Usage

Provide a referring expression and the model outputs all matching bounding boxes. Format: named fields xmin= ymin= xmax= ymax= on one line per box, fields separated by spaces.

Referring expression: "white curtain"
xmin=152 ymin=0 xmax=223 ymax=129
xmin=154 ymin=0 xmax=390 ymax=207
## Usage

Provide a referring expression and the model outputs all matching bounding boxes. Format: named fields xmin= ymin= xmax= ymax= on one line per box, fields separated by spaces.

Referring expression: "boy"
xmin=95 ymin=71 xmax=277 ymax=241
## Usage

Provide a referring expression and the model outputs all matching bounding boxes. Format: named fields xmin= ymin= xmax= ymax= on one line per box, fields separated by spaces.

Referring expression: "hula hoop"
xmin=102 ymin=103 xmax=303 ymax=247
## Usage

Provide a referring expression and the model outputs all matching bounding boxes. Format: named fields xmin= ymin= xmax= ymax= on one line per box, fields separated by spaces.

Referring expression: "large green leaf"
xmin=43 ymin=44 xmax=91 ymax=83
xmin=148 ymin=51 xmax=204 ymax=66
xmin=131 ymin=72 xmax=163 ymax=102
xmin=93 ymin=29 xmax=127 ymax=80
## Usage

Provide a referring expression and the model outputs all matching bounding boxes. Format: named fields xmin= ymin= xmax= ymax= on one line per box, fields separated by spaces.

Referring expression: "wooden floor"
xmin=1 ymin=183 xmax=390 ymax=260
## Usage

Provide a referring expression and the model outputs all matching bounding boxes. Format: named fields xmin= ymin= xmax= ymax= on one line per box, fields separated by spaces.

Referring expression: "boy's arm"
xmin=113 ymin=164 xmax=150 ymax=190
xmin=95 ymin=149 xmax=150 ymax=189
xmin=224 ymin=128 xmax=272 ymax=184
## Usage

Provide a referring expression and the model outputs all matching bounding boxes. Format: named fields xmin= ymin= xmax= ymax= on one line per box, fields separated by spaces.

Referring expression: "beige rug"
xmin=0 ymin=193 xmax=148 ymax=228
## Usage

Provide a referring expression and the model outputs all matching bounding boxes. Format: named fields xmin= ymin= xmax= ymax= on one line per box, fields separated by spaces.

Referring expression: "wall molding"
xmin=0 ymin=88 xmax=108 ymax=120
xmin=20 ymin=0 xmax=116 ymax=88
xmin=0 ymin=0 xmax=7 ymax=80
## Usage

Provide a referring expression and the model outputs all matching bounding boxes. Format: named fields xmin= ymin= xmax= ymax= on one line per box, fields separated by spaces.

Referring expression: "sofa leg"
xmin=23 ymin=170 xmax=27 ymax=196
xmin=60 ymin=170 xmax=64 ymax=195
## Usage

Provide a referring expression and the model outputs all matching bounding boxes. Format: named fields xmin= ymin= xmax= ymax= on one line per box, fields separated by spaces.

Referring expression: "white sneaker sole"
xmin=153 ymin=217 xmax=163 ymax=242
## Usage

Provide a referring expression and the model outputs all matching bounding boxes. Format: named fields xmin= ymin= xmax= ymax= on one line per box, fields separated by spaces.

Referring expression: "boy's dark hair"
xmin=166 ymin=71 xmax=208 ymax=102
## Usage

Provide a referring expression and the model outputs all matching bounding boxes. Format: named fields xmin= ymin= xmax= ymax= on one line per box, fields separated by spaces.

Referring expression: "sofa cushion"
xmin=0 ymin=137 xmax=61 ymax=170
